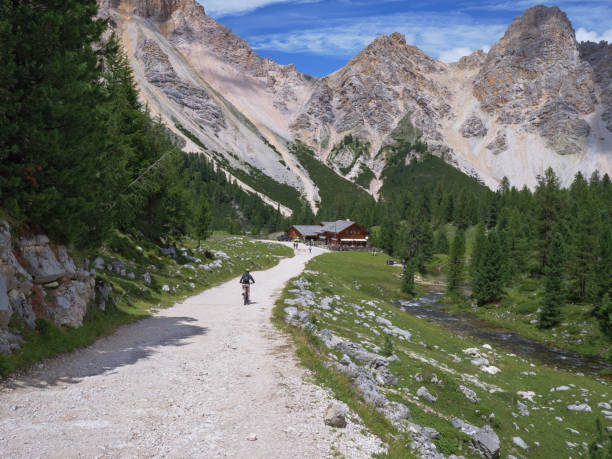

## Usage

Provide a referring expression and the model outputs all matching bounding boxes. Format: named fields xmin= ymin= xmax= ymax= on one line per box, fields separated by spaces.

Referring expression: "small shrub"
xmin=382 ymin=334 xmax=394 ymax=357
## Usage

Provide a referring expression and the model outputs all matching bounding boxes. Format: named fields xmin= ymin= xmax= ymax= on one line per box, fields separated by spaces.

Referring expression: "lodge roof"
xmin=319 ymin=220 xmax=356 ymax=233
xmin=292 ymin=225 xmax=324 ymax=237
xmin=290 ymin=220 xmax=367 ymax=237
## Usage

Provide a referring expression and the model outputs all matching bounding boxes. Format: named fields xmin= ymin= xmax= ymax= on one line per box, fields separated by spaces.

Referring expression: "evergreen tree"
xmin=194 ymin=198 xmax=212 ymax=248
xmin=597 ymin=226 xmax=612 ymax=299
xmin=538 ymin=231 xmax=566 ymax=329
xmin=598 ymin=293 xmax=612 ymax=341
xmin=567 ymin=177 xmax=600 ymax=302
xmin=473 ymin=230 xmax=505 ymax=305
xmin=534 ymin=168 xmax=563 ymax=270
xmin=1 ymin=0 xmax=111 ymax=247
xmin=447 ymin=229 xmax=466 ymax=293
xmin=470 ymin=223 xmax=486 ymax=281
xmin=402 ymin=261 xmax=416 ymax=296
xmin=435 ymin=232 xmax=449 ymax=254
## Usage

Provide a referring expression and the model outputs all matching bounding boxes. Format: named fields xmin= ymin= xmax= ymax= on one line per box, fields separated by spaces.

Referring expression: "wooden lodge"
xmin=286 ymin=220 xmax=369 ymax=247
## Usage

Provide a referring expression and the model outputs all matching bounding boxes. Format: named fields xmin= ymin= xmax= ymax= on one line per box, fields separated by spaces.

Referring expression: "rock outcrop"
xmin=0 ymin=221 xmax=98 ymax=352
xmin=473 ymin=6 xmax=595 ymax=156
xmin=100 ymin=0 xmax=612 ymax=198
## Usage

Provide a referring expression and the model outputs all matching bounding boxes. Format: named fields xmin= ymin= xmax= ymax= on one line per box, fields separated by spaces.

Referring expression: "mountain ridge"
xmin=99 ymin=0 xmax=612 ymax=208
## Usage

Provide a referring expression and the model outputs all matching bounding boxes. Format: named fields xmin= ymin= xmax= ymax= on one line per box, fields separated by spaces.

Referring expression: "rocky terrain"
xmin=0 ymin=221 xmax=97 ymax=353
xmin=99 ymin=0 xmax=612 ymax=203
xmin=278 ymin=253 xmax=612 ymax=458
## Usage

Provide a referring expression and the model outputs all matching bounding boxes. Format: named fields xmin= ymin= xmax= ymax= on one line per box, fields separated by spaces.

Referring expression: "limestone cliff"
xmin=99 ymin=0 xmax=612 ymax=197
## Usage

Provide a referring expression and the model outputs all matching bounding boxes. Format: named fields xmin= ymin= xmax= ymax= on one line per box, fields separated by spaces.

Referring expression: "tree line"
xmin=372 ymin=149 xmax=612 ymax=336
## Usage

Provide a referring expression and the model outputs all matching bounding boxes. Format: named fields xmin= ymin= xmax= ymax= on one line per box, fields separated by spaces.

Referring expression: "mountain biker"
xmin=239 ymin=270 xmax=255 ymax=304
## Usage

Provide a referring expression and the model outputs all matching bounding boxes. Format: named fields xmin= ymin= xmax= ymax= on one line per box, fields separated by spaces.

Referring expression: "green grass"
xmin=0 ymin=235 xmax=292 ymax=377
xmin=438 ymin=278 xmax=611 ymax=359
xmin=274 ymin=251 xmax=612 ymax=458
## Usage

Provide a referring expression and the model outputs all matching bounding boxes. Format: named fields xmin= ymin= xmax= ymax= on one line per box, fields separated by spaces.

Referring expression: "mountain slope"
xmin=100 ymin=1 xmax=612 ymax=204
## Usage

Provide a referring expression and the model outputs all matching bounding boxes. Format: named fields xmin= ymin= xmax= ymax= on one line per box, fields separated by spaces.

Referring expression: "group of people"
xmin=292 ymin=240 xmax=313 ymax=253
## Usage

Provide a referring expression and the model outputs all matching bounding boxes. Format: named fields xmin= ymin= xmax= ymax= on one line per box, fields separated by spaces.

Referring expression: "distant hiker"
xmin=240 ymin=270 xmax=255 ymax=305
xmin=309 ymin=245 xmax=312 ymax=254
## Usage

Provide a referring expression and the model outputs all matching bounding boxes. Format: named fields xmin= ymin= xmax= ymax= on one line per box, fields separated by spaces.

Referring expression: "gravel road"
xmin=0 ymin=245 xmax=383 ymax=458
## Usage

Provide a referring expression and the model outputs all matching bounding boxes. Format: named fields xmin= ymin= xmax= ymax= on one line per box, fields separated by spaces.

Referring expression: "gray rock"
xmin=143 ymin=272 xmax=152 ymax=284
xmin=339 ymin=354 xmax=352 ymax=366
xmin=459 ymin=385 xmax=480 ymax=403
xmin=379 ymin=401 xmax=410 ymax=424
xmin=375 ymin=366 xmax=397 ymax=386
xmin=486 ymin=132 xmax=508 ymax=154
xmin=512 ymin=436 xmax=528 ymax=450
xmin=417 ymin=386 xmax=437 ymax=403
xmin=284 ymin=306 xmax=298 ymax=323
xmin=159 ymin=247 xmax=176 ymax=257
xmin=471 ymin=425 xmax=500 ymax=459
xmin=471 ymin=357 xmax=490 ymax=367
xmin=9 ymin=291 xmax=36 ymax=328
xmin=43 ymin=281 xmax=59 ymax=289
xmin=0 ymin=273 xmax=11 ymax=329
xmin=517 ymin=400 xmax=530 ymax=416
xmin=452 ymin=417 xmax=479 ymax=436
xmin=376 ymin=316 xmax=392 ymax=327
xmin=53 ymin=279 xmax=95 ymax=328
xmin=324 ymin=402 xmax=348 ymax=428
xmin=461 ymin=115 xmax=488 ymax=137
xmin=567 ymin=403 xmax=591 ymax=412
xmin=319 ymin=296 xmax=333 ymax=310
xmin=182 ymin=264 xmax=197 ymax=274
xmin=93 ymin=257 xmax=105 ymax=269
xmin=18 ymin=237 xmax=75 ymax=283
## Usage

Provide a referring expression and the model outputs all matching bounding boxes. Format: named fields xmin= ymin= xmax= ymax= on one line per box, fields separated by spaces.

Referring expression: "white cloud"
xmin=438 ymin=47 xmax=472 ymax=63
xmin=201 ymin=0 xmax=299 ymax=17
xmin=575 ymin=27 xmax=612 ymax=43
xmin=250 ymin=13 xmax=506 ymax=61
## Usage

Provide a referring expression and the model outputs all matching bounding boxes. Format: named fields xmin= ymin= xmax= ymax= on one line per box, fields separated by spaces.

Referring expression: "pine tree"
xmin=402 ymin=261 xmax=416 ymax=296
xmin=567 ymin=179 xmax=600 ymax=302
xmin=598 ymin=293 xmax=612 ymax=341
xmin=447 ymin=229 xmax=466 ymax=293
xmin=534 ymin=168 xmax=563 ymax=270
xmin=194 ymin=198 xmax=212 ymax=248
xmin=597 ymin=226 xmax=612 ymax=299
xmin=1 ymin=0 xmax=111 ymax=247
xmin=538 ymin=231 xmax=566 ymax=329
xmin=435 ymin=232 xmax=449 ymax=254
xmin=473 ymin=230 xmax=505 ymax=305
xmin=470 ymin=223 xmax=486 ymax=281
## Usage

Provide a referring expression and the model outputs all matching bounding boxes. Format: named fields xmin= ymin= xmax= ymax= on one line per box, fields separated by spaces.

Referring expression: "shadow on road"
xmin=3 ymin=316 xmax=208 ymax=389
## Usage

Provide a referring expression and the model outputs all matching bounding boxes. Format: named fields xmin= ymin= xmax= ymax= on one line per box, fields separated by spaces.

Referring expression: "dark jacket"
xmin=239 ymin=272 xmax=255 ymax=284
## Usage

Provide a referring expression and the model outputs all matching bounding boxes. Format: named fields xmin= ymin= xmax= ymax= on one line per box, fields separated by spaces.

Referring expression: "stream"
xmin=397 ymin=293 xmax=612 ymax=377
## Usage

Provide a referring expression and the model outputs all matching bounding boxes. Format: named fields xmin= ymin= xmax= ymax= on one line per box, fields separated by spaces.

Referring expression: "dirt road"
xmin=0 ymin=245 xmax=382 ymax=458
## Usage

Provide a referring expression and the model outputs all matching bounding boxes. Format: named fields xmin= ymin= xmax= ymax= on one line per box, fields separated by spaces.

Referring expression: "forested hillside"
xmin=369 ymin=142 xmax=612 ymax=354
xmin=0 ymin=0 xmax=290 ymax=246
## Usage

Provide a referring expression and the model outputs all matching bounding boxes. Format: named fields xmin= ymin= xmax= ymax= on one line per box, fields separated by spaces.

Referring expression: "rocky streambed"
xmin=397 ymin=293 xmax=612 ymax=377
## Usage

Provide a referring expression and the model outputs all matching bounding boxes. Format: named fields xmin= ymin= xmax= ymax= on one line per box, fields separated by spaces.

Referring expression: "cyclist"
xmin=239 ymin=270 xmax=255 ymax=305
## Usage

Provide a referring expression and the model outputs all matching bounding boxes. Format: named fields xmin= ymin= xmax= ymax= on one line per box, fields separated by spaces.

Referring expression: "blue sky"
xmin=198 ymin=0 xmax=612 ymax=77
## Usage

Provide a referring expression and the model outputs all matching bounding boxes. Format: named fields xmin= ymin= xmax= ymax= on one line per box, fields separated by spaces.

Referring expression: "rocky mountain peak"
xmin=456 ymin=49 xmax=487 ymax=69
xmin=473 ymin=4 xmax=596 ymax=156
xmin=108 ymin=0 xmax=204 ymax=24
